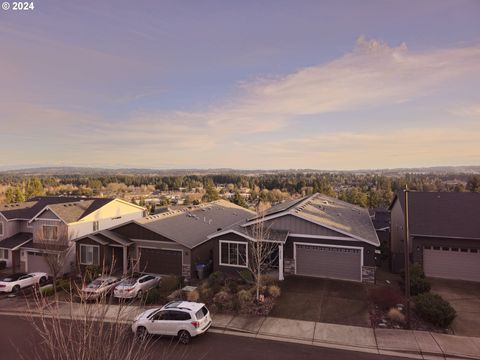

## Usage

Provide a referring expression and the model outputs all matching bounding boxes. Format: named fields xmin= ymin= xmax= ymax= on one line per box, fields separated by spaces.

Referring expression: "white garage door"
xmin=424 ymin=247 xmax=480 ymax=282
xmin=27 ymin=252 xmax=52 ymax=275
xmin=295 ymin=243 xmax=362 ymax=282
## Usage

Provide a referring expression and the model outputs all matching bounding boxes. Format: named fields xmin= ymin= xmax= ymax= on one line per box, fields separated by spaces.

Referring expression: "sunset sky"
xmin=1 ymin=0 xmax=479 ymax=170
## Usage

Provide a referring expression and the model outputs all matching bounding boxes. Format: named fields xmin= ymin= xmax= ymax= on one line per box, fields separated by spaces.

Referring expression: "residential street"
xmin=0 ymin=314 xmax=407 ymax=360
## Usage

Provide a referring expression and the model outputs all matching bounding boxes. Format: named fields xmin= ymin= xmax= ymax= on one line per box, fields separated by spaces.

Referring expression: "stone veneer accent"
xmin=362 ymin=266 xmax=376 ymax=284
xmin=182 ymin=264 xmax=191 ymax=279
xmin=283 ymin=258 xmax=295 ymax=275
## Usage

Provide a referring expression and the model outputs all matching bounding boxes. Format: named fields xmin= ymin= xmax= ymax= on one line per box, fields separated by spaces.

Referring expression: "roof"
xmin=45 ymin=198 xmax=113 ymax=223
xmin=133 ymin=200 xmax=256 ymax=248
xmin=77 ymin=229 xmax=133 ymax=246
xmin=0 ymin=232 xmax=33 ymax=250
xmin=208 ymin=220 xmax=290 ymax=243
xmin=0 ymin=196 xmax=113 ymax=221
xmin=245 ymin=193 xmax=380 ymax=246
xmin=250 ymin=196 xmax=309 ymax=220
xmin=391 ymin=191 xmax=480 ymax=239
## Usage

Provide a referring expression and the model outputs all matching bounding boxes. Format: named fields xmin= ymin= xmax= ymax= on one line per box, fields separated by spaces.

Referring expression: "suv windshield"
xmin=195 ymin=306 xmax=208 ymax=320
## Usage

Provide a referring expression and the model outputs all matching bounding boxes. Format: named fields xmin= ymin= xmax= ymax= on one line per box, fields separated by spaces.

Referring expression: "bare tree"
xmin=245 ymin=216 xmax=279 ymax=301
xmin=33 ymin=225 xmax=75 ymax=293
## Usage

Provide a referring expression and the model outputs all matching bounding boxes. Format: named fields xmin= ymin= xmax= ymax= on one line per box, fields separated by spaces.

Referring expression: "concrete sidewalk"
xmin=212 ymin=314 xmax=480 ymax=359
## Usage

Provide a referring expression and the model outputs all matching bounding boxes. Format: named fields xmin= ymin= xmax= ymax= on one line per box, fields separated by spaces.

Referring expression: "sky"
xmin=1 ymin=0 xmax=479 ymax=170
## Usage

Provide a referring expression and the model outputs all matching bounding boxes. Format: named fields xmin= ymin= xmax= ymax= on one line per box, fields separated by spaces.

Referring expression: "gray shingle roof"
xmin=46 ymin=198 xmax=113 ymax=223
xmin=135 ymin=200 xmax=256 ymax=248
xmin=0 ymin=232 xmax=33 ymax=249
xmin=392 ymin=191 xmax=480 ymax=239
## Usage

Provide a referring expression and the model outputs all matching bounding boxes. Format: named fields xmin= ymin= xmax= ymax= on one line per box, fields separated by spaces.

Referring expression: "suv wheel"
xmin=136 ymin=326 xmax=148 ymax=340
xmin=178 ymin=330 xmax=191 ymax=345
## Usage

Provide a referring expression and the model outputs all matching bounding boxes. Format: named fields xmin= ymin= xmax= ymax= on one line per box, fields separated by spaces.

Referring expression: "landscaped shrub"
xmin=166 ymin=289 xmax=184 ymax=302
xmin=208 ymin=271 xmax=225 ymax=293
xmin=145 ymin=288 xmax=161 ymax=304
xmin=40 ymin=285 xmax=54 ymax=297
xmin=0 ymin=260 xmax=6 ymax=270
xmin=369 ymin=287 xmax=404 ymax=310
xmin=267 ymin=285 xmax=281 ymax=298
xmin=213 ymin=290 xmax=233 ymax=311
xmin=160 ymin=275 xmax=180 ymax=292
xmin=401 ymin=264 xmax=431 ymax=296
xmin=387 ymin=308 xmax=405 ymax=324
xmin=226 ymin=278 xmax=240 ymax=294
xmin=238 ymin=269 xmax=254 ymax=284
xmin=260 ymin=274 xmax=276 ymax=287
xmin=186 ymin=289 xmax=200 ymax=302
xmin=197 ymin=284 xmax=213 ymax=303
xmin=414 ymin=293 xmax=456 ymax=328
xmin=237 ymin=289 xmax=253 ymax=304
xmin=55 ymin=278 xmax=72 ymax=292
xmin=84 ymin=265 xmax=101 ymax=283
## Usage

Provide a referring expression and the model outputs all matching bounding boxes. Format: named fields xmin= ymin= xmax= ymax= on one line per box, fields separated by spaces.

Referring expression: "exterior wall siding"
xmin=390 ymin=199 xmax=406 ymax=273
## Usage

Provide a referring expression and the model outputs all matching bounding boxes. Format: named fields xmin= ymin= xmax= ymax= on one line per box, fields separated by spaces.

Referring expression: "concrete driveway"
xmin=270 ymin=276 xmax=370 ymax=327
xmin=430 ymin=278 xmax=480 ymax=337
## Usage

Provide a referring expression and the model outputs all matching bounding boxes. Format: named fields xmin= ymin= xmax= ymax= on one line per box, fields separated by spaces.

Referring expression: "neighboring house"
xmin=389 ymin=191 xmax=480 ymax=282
xmin=209 ymin=193 xmax=380 ymax=283
xmin=75 ymin=200 xmax=255 ymax=278
xmin=0 ymin=197 xmax=145 ymax=275
xmin=369 ymin=208 xmax=391 ymax=264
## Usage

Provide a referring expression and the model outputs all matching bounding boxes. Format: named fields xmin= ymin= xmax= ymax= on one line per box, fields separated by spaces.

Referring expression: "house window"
xmin=42 ymin=225 xmax=58 ymax=240
xmin=0 ymin=249 xmax=7 ymax=260
xmin=0 ymin=222 xmax=3 ymax=236
xmin=219 ymin=241 xmax=247 ymax=267
xmin=79 ymin=244 xmax=100 ymax=266
xmin=93 ymin=221 xmax=99 ymax=232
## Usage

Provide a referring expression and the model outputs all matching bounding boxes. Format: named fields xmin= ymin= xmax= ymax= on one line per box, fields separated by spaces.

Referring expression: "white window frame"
xmin=0 ymin=249 xmax=8 ymax=260
xmin=0 ymin=222 xmax=3 ymax=236
xmin=79 ymin=244 xmax=100 ymax=266
xmin=219 ymin=240 xmax=248 ymax=268
xmin=42 ymin=225 xmax=58 ymax=240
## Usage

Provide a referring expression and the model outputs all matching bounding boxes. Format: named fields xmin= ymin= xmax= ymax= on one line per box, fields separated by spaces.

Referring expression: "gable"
xmin=76 ymin=199 xmax=143 ymax=222
xmin=111 ymin=222 xmax=173 ymax=242
xmin=37 ymin=209 xmax=61 ymax=221
xmin=261 ymin=214 xmax=352 ymax=238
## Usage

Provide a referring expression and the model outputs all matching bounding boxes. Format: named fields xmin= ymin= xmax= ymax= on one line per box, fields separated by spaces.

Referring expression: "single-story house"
xmin=389 ymin=191 xmax=480 ymax=282
xmin=75 ymin=200 xmax=255 ymax=279
xmin=209 ymin=193 xmax=380 ymax=283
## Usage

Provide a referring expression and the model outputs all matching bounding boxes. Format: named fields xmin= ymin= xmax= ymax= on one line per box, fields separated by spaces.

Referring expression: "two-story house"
xmin=0 ymin=197 xmax=145 ymax=275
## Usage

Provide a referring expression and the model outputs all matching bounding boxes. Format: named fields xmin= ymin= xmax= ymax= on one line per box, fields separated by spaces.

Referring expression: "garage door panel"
xmin=295 ymin=244 xmax=362 ymax=282
xmin=27 ymin=252 xmax=52 ymax=275
xmin=424 ymin=248 xmax=480 ymax=282
xmin=139 ymin=248 xmax=182 ymax=275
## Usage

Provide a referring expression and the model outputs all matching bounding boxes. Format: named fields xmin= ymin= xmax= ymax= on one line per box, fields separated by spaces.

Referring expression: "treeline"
xmin=1 ymin=173 xmax=479 ymax=209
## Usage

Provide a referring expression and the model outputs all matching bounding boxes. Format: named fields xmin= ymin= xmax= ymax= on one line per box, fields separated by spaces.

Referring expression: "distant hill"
xmin=0 ymin=165 xmax=479 ymax=176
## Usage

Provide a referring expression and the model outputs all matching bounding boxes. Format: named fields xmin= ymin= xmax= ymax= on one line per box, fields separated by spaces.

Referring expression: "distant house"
xmin=389 ymin=191 xmax=480 ymax=282
xmin=0 ymin=197 xmax=145 ymax=275
xmin=75 ymin=200 xmax=255 ymax=278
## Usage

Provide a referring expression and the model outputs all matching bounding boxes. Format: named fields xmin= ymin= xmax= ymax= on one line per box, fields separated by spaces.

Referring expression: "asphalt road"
xmin=0 ymin=314 xmax=407 ymax=360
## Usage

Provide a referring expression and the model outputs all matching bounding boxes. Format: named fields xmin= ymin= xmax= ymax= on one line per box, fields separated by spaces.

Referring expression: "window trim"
xmin=79 ymin=244 xmax=100 ymax=266
xmin=42 ymin=225 xmax=58 ymax=240
xmin=0 ymin=249 xmax=8 ymax=260
xmin=219 ymin=240 xmax=248 ymax=268
xmin=0 ymin=222 xmax=3 ymax=236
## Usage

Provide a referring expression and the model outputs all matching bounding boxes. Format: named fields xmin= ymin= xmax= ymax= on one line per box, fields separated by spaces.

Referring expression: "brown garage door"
xmin=424 ymin=247 xmax=480 ymax=282
xmin=139 ymin=248 xmax=182 ymax=275
xmin=295 ymin=244 xmax=362 ymax=282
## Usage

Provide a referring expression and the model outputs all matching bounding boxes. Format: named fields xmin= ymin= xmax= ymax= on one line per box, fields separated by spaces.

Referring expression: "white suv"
xmin=132 ymin=301 xmax=212 ymax=344
xmin=113 ymin=274 xmax=160 ymax=299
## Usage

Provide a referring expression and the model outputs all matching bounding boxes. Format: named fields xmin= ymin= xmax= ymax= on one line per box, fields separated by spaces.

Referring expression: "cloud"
xmin=2 ymin=37 xmax=480 ymax=168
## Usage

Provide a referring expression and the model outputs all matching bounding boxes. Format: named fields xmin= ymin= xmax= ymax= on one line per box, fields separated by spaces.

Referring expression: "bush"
xmin=226 ymin=278 xmax=240 ymax=294
xmin=84 ymin=265 xmax=101 ymax=283
xmin=55 ymin=278 xmax=71 ymax=292
xmin=369 ymin=287 xmax=403 ymax=310
xmin=186 ymin=289 xmax=200 ymax=302
xmin=40 ymin=285 xmax=54 ymax=297
xmin=267 ymin=285 xmax=281 ymax=298
xmin=160 ymin=275 xmax=181 ymax=292
xmin=166 ymin=289 xmax=184 ymax=302
xmin=414 ymin=293 xmax=456 ymax=328
xmin=0 ymin=260 xmax=6 ymax=270
xmin=208 ymin=271 xmax=225 ymax=293
xmin=213 ymin=290 xmax=233 ymax=311
xmin=261 ymin=275 xmax=277 ymax=287
xmin=145 ymin=288 xmax=161 ymax=304
xmin=237 ymin=289 xmax=253 ymax=304
xmin=402 ymin=264 xmax=431 ymax=296
xmin=197 ymin=285 xmax=213 ymax=303
xmin=238 ymin=269 xmax=254 ymax=284
xmin=387 ymin=308 xmax=405 ymax=324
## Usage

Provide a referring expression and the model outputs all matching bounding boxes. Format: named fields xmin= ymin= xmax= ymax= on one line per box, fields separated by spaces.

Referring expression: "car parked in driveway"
xmin=0 ymin=272 xmax=48 ymax=293
xmin=80 ymin=275 xmax=121 ymax=301
xmin=132 ymin=301 xmax=212 ymax=344
xmin=113 ymin=273 xmax=160 ymax=299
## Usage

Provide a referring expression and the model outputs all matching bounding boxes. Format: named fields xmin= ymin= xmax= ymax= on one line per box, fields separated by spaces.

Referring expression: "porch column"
xmin=122 ymin=246 xmax=128 ymax=276
xmin=278 ymin=243 xmax=284 ymax=281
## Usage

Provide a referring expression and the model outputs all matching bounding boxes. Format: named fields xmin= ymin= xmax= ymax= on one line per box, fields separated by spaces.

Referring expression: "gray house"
xmin=390 ymin=191 xmax=480 ymax=282
xmin=209 ymin=194 xmax=379 ymax=283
